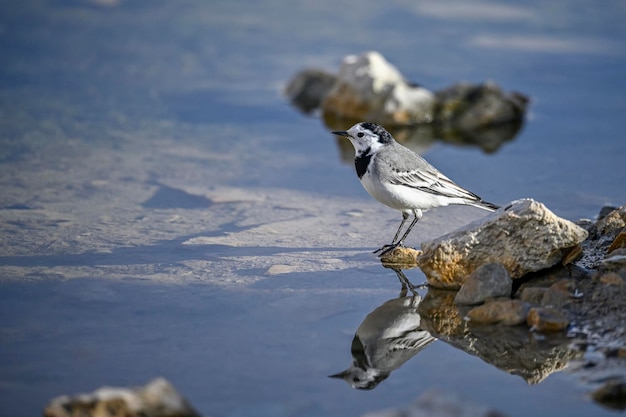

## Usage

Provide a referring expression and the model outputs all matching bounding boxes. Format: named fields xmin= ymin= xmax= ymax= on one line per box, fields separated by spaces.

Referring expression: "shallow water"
xmin=0 ymin=1 xmax=625 ymax=416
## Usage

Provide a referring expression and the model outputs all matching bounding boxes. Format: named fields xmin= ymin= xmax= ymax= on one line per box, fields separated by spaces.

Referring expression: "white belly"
xmin=360 ymin=170 xmax=452 ymax=211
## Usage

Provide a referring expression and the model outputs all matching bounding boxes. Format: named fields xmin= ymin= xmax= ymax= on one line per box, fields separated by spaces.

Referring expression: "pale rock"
xmin=43 ymin=378 xmax=200 ymax=417
xmin=321 ymin=51 xmax=435 ymax=124
xmin=417 ymin=199 xmax=589 ymax=289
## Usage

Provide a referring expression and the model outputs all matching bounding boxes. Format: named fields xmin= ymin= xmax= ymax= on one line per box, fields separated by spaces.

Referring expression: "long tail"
xmin=468 ymin=199 xmax=499 ymax=212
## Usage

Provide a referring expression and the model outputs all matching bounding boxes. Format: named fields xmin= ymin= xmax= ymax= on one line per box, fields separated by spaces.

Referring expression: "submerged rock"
xmin=43 ymin=378 xmax=200 ymax=417
xmin=418 ymin=199 xmax=588 ymax=289
xmin=454 ymin=262 xmax=511 ymax=305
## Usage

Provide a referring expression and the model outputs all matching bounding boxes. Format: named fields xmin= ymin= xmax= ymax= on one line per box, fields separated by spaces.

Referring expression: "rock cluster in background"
xmin=285 ymin=51 xmax=529 ymax=152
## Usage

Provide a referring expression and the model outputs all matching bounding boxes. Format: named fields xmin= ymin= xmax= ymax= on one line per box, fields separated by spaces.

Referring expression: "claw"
xmin=373 ymin=242 xmax=403 ymax=257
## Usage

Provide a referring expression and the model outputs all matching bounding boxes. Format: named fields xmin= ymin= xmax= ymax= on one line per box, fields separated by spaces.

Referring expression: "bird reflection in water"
xmin=329 ymin=268 xmax=435 ymax=390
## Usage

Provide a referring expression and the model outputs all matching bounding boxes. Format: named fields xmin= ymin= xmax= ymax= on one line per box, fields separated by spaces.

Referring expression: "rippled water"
xmin=0 ymin=1 xmax=625 ymax=416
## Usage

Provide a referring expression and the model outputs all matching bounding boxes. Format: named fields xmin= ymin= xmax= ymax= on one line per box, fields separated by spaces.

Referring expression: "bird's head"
xmin=333 ymin=122 xmax=394 ymax=155
xmin=328 ymin=366 xmax=389 ymax=390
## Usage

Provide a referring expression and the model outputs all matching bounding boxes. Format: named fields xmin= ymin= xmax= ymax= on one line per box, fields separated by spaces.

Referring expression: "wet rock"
xmin=418 ymin=199 xmax=588 ymax=289
xmin=43 ymin=378 xmax=200 ymax=417
xmin=577 ymin=205 xmax=626 ymax=270
xmin=562 ymin=243 xmax=583 ymax=265
xmin=519 ymin=287 xmax=548 ymax=305
xmin=591 ymin=377 xmax=626 ymax=411
xmin=360 ymin=390 xmax=510 ymax=417
xmin=379 ymin=246 xmax=422 ymax=266
xmin=527 ymin=307 xmax=569 ymax=333
xmin=601 ymin=250 xmax=626 ymax=271
xmin=591 ymin=273 xmax=626 ymax=303
xmin=540 ymin=279 xmax=576 ymax=308
xmin=608 ymin=231 xmax=626 ymax=253
xmin=454 ymin=263 xmax=511 ymax=305
xmin=321 ymin=51 xmax=436 ymax=125
xmin=434 ymin=81 xmax=529 ymax=130
xmin=466 ymin=299 xmax=530 ymax=325
xmin=597 ymin=206 xmax=626 ymax=237
xmin=284 ymin=69 xmax=337 ymax=114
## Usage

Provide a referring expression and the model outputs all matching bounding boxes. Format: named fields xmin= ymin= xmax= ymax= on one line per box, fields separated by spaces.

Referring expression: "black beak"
xmin=332 ymin=130 xmax=349 ymax=137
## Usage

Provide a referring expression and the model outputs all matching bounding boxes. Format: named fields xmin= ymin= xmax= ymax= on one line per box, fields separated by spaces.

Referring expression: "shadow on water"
xmin=330 ymin=264 xmax=582 ymax=393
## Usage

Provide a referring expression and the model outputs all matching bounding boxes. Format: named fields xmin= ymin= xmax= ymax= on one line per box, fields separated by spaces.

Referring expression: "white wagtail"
xmin=333 ymin=122 xmax=499 ymax=255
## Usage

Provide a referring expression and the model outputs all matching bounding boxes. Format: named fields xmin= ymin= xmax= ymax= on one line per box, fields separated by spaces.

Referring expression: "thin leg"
xmin=391 ymin=212 xmax=409 ymax=244
xmin=374 ymin=209 xmax=422 ymax=256
xmin=393 ymin=267 xmax=418 ymax=296
xmin=396 ymin=214 xmax=419 ymax=244
xmin=373 ymin=212 xmax=408 ymax=254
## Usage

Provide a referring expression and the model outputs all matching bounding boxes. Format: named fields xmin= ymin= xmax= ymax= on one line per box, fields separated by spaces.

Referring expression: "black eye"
xmin=357 ymin=132 xmax=364 ymax=138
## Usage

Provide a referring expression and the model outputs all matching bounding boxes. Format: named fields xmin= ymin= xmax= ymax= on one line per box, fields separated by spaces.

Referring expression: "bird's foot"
xmin=373 ymin=242 xmax=403 ymax=257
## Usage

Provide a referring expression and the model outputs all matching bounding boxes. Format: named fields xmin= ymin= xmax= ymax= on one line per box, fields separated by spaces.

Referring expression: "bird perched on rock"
xmin=333 ymin=122 xmax=499 ymax=255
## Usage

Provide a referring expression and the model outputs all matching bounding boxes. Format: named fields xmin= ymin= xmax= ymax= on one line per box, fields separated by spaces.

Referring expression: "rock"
xmin=466 ymin=299 xmax=530 ymax=325
xmin=527 ymin=307 xmax=569 ymax=333
xmin=598 ymin=272 xmax=625 ymax=286
xmin=608 ymin=231 xmax=626 ymax=253
xmin=284 ymin=69 xmax=337 ymax=114
xmin=43 ymin=378 xmax=200 ymax=417
xmin=434 ymin=81 xmax=529 ymax=130
xmin=379 ymin=246 xmax=422 ymax=266
xmin=417 ymin=199 xmax=589 ymax=289
xmin=597 ymin=206 xmax=626 ymax=237
xmin=360 ymin=390 xmax=510 ymax=417
xmin=601 ymin=251 xmax=626 ymax=272
xmin=519 ymin=287 xmax=547 ymax=304
xmin=454 ymin=263 xmax=511 ymax=305
xmin=540 ymin=279 xmax=576 ymax=308
xmin=590 ymin=377 xmax=626 ymax=411
xmin=321 ymin=51 xmax=435 ymax=125
xmin=577 ymin=205 xmax=626 ymax=270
